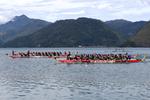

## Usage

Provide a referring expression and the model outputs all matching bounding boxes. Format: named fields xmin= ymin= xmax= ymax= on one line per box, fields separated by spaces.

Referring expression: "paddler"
xmin=27 ymin=50 xmax=30 ymax=57
xmin=12 ymin=50 xmax=15 ymax=55
xmin=67 ymin=52 xmax=71 ymax=60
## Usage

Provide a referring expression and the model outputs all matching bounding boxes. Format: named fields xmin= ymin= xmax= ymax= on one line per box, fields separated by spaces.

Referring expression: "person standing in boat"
xmin=12 ymin=50 xmax=15 ymax=55
xmin=67 ymin=52 xmax=71 ymax=60
xmin=27 ymin=50 xmax=30 ymax=57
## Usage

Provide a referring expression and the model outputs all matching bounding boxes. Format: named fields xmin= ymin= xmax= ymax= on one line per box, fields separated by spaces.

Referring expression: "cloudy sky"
xmin=0 ymin=0 xmax=150 ymax=23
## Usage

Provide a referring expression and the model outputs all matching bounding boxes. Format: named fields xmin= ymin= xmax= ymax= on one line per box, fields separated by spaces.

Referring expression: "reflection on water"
xmin=0 ymin=48 xmax=150 ymax=100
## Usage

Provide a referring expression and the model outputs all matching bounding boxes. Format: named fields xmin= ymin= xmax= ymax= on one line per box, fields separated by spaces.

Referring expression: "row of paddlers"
xmin=9 ymin=51 xmax=70 ymax=58
xmin=9 ymin=51 xmax=145 ymax=64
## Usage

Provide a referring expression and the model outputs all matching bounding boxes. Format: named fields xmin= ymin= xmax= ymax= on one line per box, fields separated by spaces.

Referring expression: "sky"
xmin=0 ymin=0 xmax=150 ymax=23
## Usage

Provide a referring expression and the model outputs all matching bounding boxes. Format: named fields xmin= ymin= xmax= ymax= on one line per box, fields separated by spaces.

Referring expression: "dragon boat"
xmin=58 ymin=55 xmax=146 ymax=64
xmin=58 ymin=59 xmax=144 ymax=64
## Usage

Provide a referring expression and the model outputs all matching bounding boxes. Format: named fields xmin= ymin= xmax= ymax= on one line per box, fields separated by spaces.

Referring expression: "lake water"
xmin=0 ymin=48 xmax=150 ymax=100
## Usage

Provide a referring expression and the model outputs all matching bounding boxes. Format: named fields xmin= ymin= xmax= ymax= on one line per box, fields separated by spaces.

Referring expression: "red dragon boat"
xmin=58 ymin=58 xmax=144 ymax=64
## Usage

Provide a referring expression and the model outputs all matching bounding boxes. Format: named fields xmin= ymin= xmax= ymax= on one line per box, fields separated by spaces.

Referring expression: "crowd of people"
xmin=11 ymin=50 xmax=69 ymax=57
xmin=67 ymin=53 xmax=132 ymax=61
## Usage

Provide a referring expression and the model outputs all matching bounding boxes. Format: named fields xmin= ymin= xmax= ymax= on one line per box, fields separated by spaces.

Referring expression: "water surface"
xmin=0 ymin=48 xmax=150 ymax=100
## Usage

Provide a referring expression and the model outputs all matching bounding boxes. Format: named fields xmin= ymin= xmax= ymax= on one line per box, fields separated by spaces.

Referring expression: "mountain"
xmin=131 ymin=21 xmax=150 ymax=47
xmin=4 ymin=17 xmax=121 ymax=47
xmin=105 ymin=19 xmax=147 ymax=37
xmin=0 ymin=15 xmax=50 ymax=43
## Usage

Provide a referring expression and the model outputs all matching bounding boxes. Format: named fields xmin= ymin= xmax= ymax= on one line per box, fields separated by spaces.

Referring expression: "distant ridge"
xmin=132 ymin=21 xmax=150 ymax=47
xmin=105 ymin=19 xmax=147 ymax=37
xmin=4 ymin=17 xmax=121 ymax=47
xmin=0 ymin=15 xmax=149 ymax=47
xmin=0 ymin=15 xmax=50 ymax=43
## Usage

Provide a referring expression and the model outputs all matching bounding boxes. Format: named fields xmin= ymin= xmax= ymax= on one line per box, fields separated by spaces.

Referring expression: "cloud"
xmin=0 ymin=0 xmax=150 ymax=23
xmin=0 ymin=15 xmax=9 ymax=23
xmin=60 ymin=10 xmax=85 ymax=15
